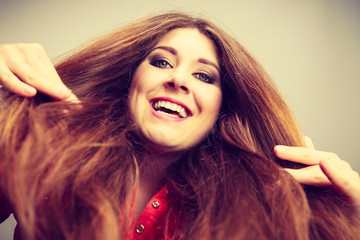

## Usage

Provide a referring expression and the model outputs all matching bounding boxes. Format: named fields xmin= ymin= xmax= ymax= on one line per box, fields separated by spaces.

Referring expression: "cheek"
xmin=129 ymin=65 xmax=165 ymax=97
xmin=128 ymin=74 xmax=145 ymax=117
xmin=129 ymin=72 xmax=144 ymax=97
xmin=128 ymin=71 xmax=150 ymax=106
xmin=199 ymin=87 xmax=222 ymax=117
xmin=213 ymin=90 xmax=223 ymax=113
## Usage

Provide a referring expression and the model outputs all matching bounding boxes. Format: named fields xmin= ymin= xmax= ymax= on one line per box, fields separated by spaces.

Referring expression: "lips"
xmin=150 ymin=97 xmax=192 ymax=119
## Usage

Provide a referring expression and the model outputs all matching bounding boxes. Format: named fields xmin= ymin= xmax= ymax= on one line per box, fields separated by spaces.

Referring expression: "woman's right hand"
xmin=0 ymin=43 xmax=78 ymax=101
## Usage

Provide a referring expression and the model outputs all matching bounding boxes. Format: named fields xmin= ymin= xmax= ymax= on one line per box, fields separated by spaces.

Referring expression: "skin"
xmin=275 ymin=136 xmax=360 ymax=212
xmin=129 ymin=28 xmax=222 ymax=219
xmin=0 ymin=43 xmax=78 ymax=101
xmin=129 ymin=28 xmax=222 ymax=153
xmin=0 ymin=34 xmax=359 ymax=215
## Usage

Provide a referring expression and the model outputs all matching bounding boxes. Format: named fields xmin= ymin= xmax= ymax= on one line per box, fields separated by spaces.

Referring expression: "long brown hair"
xmin=0 ymin=13 xmax=359 ymax=239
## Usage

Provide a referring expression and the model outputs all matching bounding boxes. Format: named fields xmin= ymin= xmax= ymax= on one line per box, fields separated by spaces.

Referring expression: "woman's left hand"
xmin=274 ymin=137 xmax=360 ymax=214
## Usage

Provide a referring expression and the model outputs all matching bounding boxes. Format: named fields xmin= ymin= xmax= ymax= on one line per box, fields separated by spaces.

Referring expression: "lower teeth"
xmin=158 ymin=109 xmax=181 ymax=118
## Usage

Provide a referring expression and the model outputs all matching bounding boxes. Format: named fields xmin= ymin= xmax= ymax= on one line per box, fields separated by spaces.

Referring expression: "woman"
xmin=0 ymin=13 xmax=359 ymax=239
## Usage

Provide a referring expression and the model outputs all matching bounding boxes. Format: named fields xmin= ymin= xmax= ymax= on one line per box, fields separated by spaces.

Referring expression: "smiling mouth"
xmin=152 ymin=100 xmax=190 ymax=118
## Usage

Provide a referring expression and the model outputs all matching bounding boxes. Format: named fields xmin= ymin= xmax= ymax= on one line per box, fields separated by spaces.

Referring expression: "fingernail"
xmin=58 ymin=87 xmax=72 ymax=99
xmin=274 ymin=145 xmax=285 ymax=154
xmin=24 ymin=86 xmax=37 ymax=96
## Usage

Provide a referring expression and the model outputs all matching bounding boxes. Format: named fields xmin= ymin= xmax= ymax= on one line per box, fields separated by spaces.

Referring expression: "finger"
xmin=1 ymin=43 xmax=75 ymax=101
xmin=60 ymin=89 xmax=80 ymax=102
xmin=27 ymin=59 xmax=77 ymax=101
xmin=23 ymin=44 xmax=63 ymax=84
xmin=285 ymin=165 xmax=332 ymax=186
xmin=0 ymin=68 xmax=37 ymax=97
xmin=304 ymin=136 xmax=315 ymax=149
xmin=9 ymin=62 xmax=71 ymax=101
xmin=274 ymin=145 xmax=322 ymax=165
xmin=320 ymin=158 xmax=360 ymax=206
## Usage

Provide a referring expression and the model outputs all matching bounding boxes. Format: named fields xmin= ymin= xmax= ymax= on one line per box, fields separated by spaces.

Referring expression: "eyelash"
xmin=193 ymin=72 xmax=215 ymax=84
xmin=150 ymin=57 xmax=215 ymax=84
xmin=150 ymin=58 xmax=172 ymax=69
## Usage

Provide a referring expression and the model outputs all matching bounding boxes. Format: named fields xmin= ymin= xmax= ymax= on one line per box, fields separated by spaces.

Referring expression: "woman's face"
xmin=129 ymin=28 xmax=222 ymax=152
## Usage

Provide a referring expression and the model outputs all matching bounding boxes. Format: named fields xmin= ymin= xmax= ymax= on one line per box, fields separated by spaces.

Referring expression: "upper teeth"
xmin=153 ymin=100 xmax=188 ymax=118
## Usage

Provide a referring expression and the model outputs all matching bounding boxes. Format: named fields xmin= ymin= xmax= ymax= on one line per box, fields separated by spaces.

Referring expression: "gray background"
xmin=1 ymin=0 xmax=359 ymax=239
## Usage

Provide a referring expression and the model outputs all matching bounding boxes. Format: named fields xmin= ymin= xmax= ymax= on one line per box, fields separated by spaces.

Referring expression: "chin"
xmin=150 ymin=139 xmax=186 ymax=153
xmin=145 ymin=135 xmax=195 ymax=153
xmin=137 ymin=127 xmax=203 ymax=153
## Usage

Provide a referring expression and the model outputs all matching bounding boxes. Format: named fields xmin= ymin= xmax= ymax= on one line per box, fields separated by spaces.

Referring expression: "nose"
xmin=164 ymin=70 xmax=190 ymax=93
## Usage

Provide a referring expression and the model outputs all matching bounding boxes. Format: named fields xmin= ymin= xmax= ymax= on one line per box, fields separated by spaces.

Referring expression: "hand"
xmin=274 ymin=137 xmax=360 ymax=213
xmin=0 ymin=43 xmax=78 ymax=101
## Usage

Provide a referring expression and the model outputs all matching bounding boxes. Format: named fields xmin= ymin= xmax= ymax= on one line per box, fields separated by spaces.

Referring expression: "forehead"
xmin=155 ymin=28 xmax=219 ymax=64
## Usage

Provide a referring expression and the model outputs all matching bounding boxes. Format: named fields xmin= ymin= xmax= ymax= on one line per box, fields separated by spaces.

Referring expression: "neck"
xmin=135 ymin=150 xmax=182 ymax=221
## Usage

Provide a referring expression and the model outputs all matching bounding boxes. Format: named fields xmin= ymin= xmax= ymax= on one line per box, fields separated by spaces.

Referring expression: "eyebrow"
xmin=152 ymin=46 xmax=178 ymax=55
xmin=152 ymin=45 xmax=220 ymax=73
xmin=198 ymin=58 xmax=220 ymax=73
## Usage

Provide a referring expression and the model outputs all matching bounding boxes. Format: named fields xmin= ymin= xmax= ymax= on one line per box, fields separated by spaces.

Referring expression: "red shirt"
xmin=131 ymin=185 xmax=177 ymax=240
xmin=0 ymin=184 xmax=178 ymax=240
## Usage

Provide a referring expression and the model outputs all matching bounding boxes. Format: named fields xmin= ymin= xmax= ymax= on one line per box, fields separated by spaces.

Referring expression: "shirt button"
xmin=152 ymin=201 xmax=160 ymax=208
xmin=136 ymin=224 xmax=144 ymax=234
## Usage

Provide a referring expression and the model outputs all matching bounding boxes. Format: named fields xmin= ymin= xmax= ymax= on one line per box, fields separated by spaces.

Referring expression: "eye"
xmin=194 ymin=73 xmax=215 ymax=84
xmin=150 ymin=58 xmax=172 ymax=69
